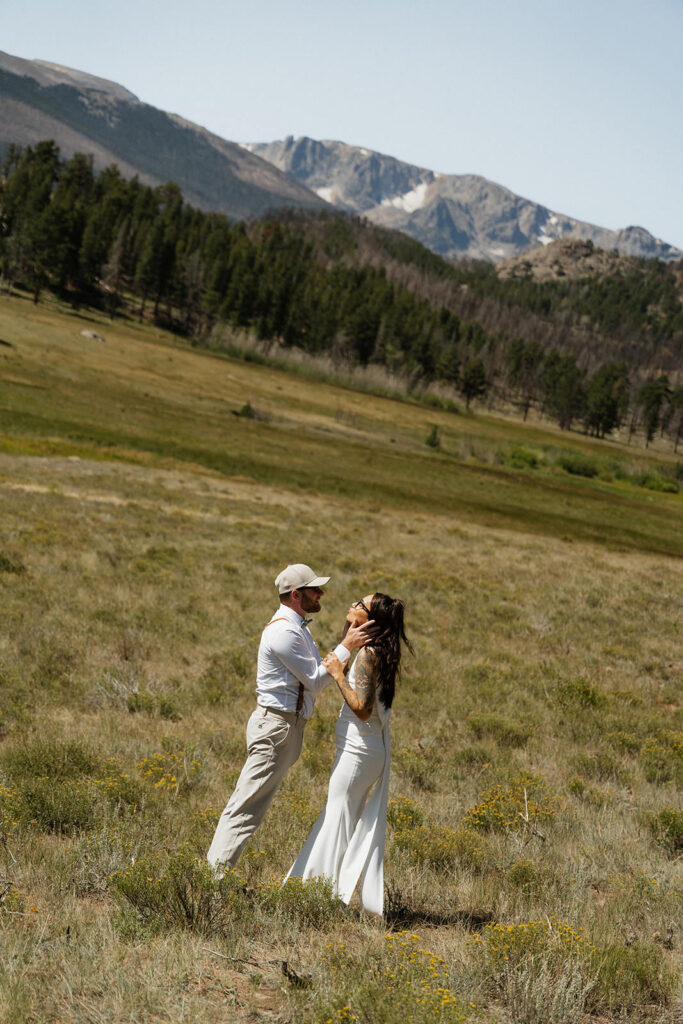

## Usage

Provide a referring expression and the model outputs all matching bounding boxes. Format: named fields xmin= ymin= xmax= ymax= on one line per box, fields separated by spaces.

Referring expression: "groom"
xmin=207 ymin=563 xmax=372 ymax=871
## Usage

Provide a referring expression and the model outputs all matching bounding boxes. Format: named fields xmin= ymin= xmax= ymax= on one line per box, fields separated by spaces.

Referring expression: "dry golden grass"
xmin=0 ymin=294 xmax=681 ymax=1022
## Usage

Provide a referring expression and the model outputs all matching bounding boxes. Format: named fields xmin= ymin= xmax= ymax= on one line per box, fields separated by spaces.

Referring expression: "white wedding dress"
xmin=284 ymin=660 xmax=391 ymax=914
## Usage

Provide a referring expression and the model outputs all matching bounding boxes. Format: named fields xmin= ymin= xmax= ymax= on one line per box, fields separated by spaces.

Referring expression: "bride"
xmin=284 ymin=592 xmax=412 ymax=915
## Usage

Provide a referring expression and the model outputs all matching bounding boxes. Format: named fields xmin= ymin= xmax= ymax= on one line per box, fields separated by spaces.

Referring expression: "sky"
xmin=3 ymin=0 xmax=682 ymax=248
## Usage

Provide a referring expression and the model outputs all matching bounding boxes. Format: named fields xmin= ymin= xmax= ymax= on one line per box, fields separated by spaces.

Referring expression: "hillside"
xmin=246 ymin=136 xmax=683 ymax=263
xmin=0 ymin=51 xmax=325 ymax=220
xmin=1 ymin=145 xmax=681 ymax=451
xmin=0 ymin=295 xmax=680 ymax=1022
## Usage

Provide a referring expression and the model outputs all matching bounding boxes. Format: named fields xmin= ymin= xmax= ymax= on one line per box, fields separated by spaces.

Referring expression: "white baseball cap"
xmin=274 ymin=563 xmax=331 ymax=595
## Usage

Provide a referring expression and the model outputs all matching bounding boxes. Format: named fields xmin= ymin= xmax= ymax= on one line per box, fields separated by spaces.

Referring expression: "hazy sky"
xmin=4 ymin=0 xmax=682 ymax=247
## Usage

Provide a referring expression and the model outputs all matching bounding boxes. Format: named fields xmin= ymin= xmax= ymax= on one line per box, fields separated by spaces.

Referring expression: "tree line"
xmin=1 ymin=141 xmax=681 ymax=449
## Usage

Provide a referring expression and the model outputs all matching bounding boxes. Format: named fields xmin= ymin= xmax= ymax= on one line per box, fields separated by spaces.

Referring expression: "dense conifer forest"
xmin=1 ymin=141 xmax=682 ymax=448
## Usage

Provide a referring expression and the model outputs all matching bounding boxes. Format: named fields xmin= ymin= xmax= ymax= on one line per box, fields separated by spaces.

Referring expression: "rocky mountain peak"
xmin=249 ymin=137 xmax=682 ymax=265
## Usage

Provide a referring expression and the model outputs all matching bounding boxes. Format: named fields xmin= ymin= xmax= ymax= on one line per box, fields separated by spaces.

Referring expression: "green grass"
xmin=0 ymin=292 xmax=681 ymax=1023
xmin=0 ymin=295 xmax=681 ymax=557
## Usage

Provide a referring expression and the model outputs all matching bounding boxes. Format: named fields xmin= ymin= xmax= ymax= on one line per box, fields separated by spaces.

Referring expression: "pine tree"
xmin=637 ymin=375 xmax=671 ymax=445
xmin=461 ymin=358 xmax=488 ymax=410
xmin=585 ymin=362 xmax=630 ymax=438
xmin=541 ymin=350 xmax=586 ymax=430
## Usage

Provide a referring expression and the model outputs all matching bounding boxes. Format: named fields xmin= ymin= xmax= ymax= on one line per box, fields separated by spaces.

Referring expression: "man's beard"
xmin=301 ymin=593 xmax=321 ymax=614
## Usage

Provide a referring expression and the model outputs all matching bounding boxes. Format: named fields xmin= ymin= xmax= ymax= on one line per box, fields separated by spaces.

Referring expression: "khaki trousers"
xmin=207 ymin=706 xmax=305 ymax=869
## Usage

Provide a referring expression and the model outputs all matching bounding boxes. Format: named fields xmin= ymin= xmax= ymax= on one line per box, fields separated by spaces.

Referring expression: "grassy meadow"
xmin=0 ymin=292 xmax=681 ymax=1023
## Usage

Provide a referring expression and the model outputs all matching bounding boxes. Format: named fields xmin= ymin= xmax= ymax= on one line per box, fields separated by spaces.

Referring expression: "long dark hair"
xmin=368 ymin=593 xmax=413 ymax=709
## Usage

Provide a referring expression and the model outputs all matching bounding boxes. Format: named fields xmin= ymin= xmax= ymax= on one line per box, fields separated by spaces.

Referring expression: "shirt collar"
xmin=276 ymin=604 xmax=307 ymax=627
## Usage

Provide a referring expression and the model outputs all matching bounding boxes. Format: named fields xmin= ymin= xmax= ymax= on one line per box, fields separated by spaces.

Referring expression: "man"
xmin=207 ymin=563 xmax=372 ymax=871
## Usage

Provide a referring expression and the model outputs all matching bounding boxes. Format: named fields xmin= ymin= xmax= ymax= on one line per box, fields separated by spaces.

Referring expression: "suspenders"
xmin=263 ymin=617 xmax=306 ymax=717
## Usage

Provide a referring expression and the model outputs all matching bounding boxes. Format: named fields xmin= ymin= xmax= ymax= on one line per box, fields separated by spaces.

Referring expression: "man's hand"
xmin=323 ymin=652 xmax=345 ymax=682
xmin=343 ymin=621 xmax=374 ymax=651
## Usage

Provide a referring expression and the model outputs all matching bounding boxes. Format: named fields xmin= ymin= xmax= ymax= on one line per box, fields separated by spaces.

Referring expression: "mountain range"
xmin=1 ymin=49 xmax=680 ymax=265
xmin=246 ymin=136 xmax=682 ymax=264
xmin=0 ymin=50 xmax=324 ymax=221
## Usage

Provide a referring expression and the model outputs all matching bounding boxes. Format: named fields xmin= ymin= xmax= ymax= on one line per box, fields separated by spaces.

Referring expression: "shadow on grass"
xmin=383 ymin=888 xmax=494 ymax=931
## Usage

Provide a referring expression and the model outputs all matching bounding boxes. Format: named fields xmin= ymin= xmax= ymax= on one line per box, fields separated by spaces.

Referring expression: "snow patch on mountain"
xmin=537 ymin=211 xmax=568 ymax=246
xmin=315 ymin=186 xmax=336 ymax=204
xmin=381 ymin=181 xmax=429 ymax=213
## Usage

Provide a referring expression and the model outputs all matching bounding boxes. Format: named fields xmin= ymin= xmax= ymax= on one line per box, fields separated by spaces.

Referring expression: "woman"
xmin=284 ymin=592 xmax=412 ymax=915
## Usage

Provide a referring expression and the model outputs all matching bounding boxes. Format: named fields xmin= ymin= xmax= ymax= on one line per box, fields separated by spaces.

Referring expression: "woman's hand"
xmin=323 ymin=652 xmax=345 ymax=682
xmin=343 ymin=621 xmax=375 ymax=652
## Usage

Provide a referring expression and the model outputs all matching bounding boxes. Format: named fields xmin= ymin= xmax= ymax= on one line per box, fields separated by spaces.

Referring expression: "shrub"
xmin=555 ymin=677 xmax=606 ymax=709
xmin=566 ymin=774 xmax=586 ymax=797
xmin=466 ymin=712 xmax=531 ymax=747
xmin=502 ymin=958 xmax=594 ymax=1024
xmin=71 ymin=821 xmax=144 ymax=895
xmin=137 ymin=750 xmax=203 ymax=798
xmin=640 ymin=732 xmax=683 ymax=785
xmin=0 ymin=883 xmax=26 ymax=915
xmin=387 ymin=797 xmax=424 ymax=831
xmin=644 ymin=808 xmax=683 ymax=855
xmin=473 ymin=917 xmax=599 ymax=1019
xmin=127 ymin=689 xmax=180 ymax=720
xmin=394 ymin=746 xmax=441 ymax=790
xmin=389 ymin=797 xmax=487 ymax=870
xmin=238 ymin=400 xmax=257 ymax=419
xmin=451 ymin=745 xmax=493 ymax=770
xmin=0 ymin=740 xmax=140 ymax=832
xmin=0 ymin=738 xmax=102 ymax=781
xmin=500 ymin=444 xmax=540 ymax=470
xmin=109 ymin=847 xmax=248 ymax=935
xmin=0 ymin=553 xmax=26 ymax=575
xmin=604 ymin=730 xmax=642 ymax=754
xmin=425 ymin=424 xmax=440 ymax=448
xmin=393 ymin=822 xmax=488 ymax=871
xmin=258 ymin=876 xmax=343 ymax=928
xmin=565 ymin=775 xmax=612 ymax=807
xmin=19 ymin=763 xmax=140 ymax=832
xmin=474 ymin=918 xmax=596 ymax=973
xmin=633 ymin=472 xmax=679 ymax=493
xmin=187 ymin=807 xmax=221 ymax=853
xmin=555 ymin=452 xmax=598 ymax=478
xmin=461 ymin=773 xmax=557 ymax=833
xmin=507 ymin=859 xmax=547 ymax=894
xmin=592 ymin=942 xmax=676 ymax=1012
xmin=126 ymin=690 xmax=156 ymax=714
xmin=572 ymin=750 xmax=627 ymax=783
xmin=316 ymin=934 xmax=473 ymax=1024
xmin=0 ymin=783 xmax=22 ymax=836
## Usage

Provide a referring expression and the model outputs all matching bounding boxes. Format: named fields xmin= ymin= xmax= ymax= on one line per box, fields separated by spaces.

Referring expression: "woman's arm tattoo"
xmin=336 ymin=650 xmax=376 ymax=720
xmin=353 ymin=651 xmax=375 ymax=711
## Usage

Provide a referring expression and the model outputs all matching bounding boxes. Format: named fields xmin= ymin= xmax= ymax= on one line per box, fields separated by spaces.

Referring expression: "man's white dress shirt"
xmin=256 ymin=604 xmax=350 ymax=720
